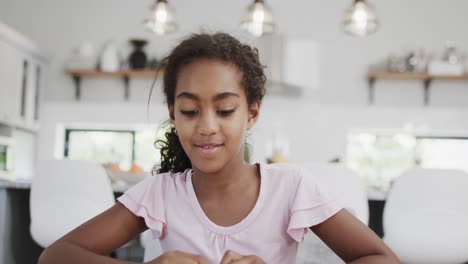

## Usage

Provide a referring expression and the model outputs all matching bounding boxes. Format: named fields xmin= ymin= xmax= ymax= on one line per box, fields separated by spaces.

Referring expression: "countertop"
xmin=0 ymin=178 xmax=134 ymax=193
xmin=0 ymin=179 xmax=32 ymax=189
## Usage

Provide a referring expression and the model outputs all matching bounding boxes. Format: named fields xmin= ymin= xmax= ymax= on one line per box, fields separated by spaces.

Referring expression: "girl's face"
xmin=169 ymin=59 xmax=259 ymax=174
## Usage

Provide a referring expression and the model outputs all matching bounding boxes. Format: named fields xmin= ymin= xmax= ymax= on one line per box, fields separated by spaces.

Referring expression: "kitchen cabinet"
xmin=0 ymin=21 xmax=45 ymax=132
xmin=0 ymin=40 xmax=23 ymax=125
xmin=20 ymin=57 xmax=44 ymax=131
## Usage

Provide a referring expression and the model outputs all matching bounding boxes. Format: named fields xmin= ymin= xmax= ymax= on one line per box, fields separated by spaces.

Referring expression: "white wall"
xmin=38 ymin=100 xmax=468 ymax=166
xmin=2 ymin=0 xmax=468 ymax=174
xmin=37 ymin=101 xmax=168 ymax=161
xmin=255 ymin=98 xmax=468 ymax=163
xmin=1 ymin=0 xmax=468 ymax=105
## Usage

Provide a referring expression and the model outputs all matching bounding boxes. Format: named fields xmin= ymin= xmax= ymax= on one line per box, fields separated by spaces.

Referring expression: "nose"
xmin=197 ymin=111 xmax=218 ymax=136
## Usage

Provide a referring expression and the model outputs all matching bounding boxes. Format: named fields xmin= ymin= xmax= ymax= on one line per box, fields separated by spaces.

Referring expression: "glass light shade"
xmin=343 ymin=0 xmax=379 ymax=37
xmin=144 ymin=0 xmax=178 ymax=35
xmin=241 ymin=0 xmax=276 ymax=37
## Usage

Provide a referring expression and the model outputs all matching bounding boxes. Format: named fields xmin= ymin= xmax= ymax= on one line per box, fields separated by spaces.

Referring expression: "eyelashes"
xmin=179 ymin=108 xmax=236 ymax=118
xmin=180 ymin=110 xmax=198 ymax=117
xmin=217 ymin=109 xmax=236 ymax=117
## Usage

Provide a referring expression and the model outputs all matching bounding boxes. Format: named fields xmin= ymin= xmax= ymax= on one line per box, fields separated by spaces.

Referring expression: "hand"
xmin=146 ymin=250 xmax=209 ymax=264
xmin=220 ymin=250 xmax=265 ymax=264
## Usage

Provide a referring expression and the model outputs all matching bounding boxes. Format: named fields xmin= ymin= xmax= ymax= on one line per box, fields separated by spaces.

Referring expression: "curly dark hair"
xmin=152 ymin=32 xmax=266 ymax=174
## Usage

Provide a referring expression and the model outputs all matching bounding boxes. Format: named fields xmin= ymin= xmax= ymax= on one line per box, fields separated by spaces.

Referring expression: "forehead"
xmin=175 ymin=59 xmax=245 ymax=98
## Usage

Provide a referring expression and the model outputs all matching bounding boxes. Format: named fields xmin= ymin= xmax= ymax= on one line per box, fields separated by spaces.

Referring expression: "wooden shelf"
xmin=66 ymin=69 xmax=163 ymax=100
xmin=367 ymin=71 xmax=468 ymax=105
xmin=368 ymin=71 xmax=429 ymax=80
xmin=430 ymin=74 xmax=468 ymax=81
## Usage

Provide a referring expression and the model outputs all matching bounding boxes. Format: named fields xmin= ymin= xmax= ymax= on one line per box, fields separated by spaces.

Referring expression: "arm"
xmin=38 ymin=203 xmax=147 ymax=264
xmin=310 ymin=209 xmax=400 ymax=264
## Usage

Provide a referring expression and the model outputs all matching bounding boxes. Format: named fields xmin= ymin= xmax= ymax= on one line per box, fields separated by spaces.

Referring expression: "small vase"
xmin=100 ymin=42 xmax=120 ymax=72
xmin=129 ymin=39 xmax=148 ymax=69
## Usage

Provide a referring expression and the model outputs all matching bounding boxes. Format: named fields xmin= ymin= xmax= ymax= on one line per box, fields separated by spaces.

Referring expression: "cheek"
xmin=173 ymin=119 xmax=192 ymax=142
xmin=223 ymin=115 xmax=248 ymax=139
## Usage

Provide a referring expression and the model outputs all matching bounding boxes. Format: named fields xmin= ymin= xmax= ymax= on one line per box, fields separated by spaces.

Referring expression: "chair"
xmin=296 ymin=163 xmax=369 ymax=264
xmin=383 ymin=168 xmax=468 ymax=264
xmin=30 ymin=159 xmax=115 ymax=248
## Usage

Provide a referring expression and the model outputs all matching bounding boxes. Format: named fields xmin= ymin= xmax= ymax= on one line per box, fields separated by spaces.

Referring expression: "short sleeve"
xmin=287 ymin=168 xmax=343 ymax=243
xmin=117 ymin=174 xmax=167 ymax=239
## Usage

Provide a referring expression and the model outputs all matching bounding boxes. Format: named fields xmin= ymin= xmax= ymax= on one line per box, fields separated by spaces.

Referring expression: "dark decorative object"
xmin=129 ymin=39 xmax=148 ymax=69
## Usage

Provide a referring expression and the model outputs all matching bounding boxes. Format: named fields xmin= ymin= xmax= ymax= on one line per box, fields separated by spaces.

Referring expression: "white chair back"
xmin=30 ymin=159 xmax=115 ymax=248
xmin=383 ymin=167 xmax=468 ymax=264
xmin=141 ymin=229 xmax=163 ymax=262
xmin=297 ymin=163 xmax=369 ymax=264
xmin=301 ymin=162 xmax=369 ymax=223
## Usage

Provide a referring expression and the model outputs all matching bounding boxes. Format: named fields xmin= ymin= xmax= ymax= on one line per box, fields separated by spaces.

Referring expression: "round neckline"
xmin=186 ymin=163 xmax=266 ymax=235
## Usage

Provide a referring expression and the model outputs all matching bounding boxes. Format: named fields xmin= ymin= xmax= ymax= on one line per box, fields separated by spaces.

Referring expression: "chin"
xmin=191 ymin=158 xmax=228 ymax=174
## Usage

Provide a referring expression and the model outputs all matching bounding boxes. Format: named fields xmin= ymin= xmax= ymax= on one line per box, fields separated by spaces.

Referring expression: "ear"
xmin=168 ymin=105 xmax=175 ymax=123
xmin=247 ymin=101 xmax=260 ymax=130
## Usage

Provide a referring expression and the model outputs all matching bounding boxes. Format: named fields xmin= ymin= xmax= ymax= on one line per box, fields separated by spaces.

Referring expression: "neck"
xmin=191 ymin=160 xmax=254 ymax=198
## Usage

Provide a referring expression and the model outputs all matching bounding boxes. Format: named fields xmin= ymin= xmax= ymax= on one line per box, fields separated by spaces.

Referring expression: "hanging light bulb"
xmin=241 ymin=0 xmax=276 ymax=37
xmin=144 ymin=0 xmax=178 ymax=35
xmin=343 ymin=0 xmax=379 ymax=37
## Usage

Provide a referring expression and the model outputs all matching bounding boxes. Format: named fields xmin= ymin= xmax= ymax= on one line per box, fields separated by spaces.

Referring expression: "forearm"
xmin=348 ymin=254 xmax=400 ymax=264
xmin=38 ymin=241 xmax=137 ymax=264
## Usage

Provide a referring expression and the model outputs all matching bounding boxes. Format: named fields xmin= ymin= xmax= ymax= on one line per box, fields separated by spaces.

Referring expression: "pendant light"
xmin=144 ymin=0 xmax=178 ymax=35
xmin=240 ymin=0 xmax=276 ymax=37
xmin=343 ymin=0 xmax=379 ymax=37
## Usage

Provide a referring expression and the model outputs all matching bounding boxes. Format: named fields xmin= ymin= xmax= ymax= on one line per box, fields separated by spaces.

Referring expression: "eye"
xmin=180 ymin=110 xmax=199 ymax=117
xmin=217 ymin=108 xmax=236 ymax=117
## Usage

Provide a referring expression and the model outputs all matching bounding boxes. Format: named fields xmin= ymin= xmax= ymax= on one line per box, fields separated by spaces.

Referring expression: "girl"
xmin=39 ymin=33 xmax=400 ymax=264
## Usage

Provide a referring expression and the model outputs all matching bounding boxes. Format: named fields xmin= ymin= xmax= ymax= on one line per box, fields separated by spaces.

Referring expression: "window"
xmin=346 ymin=132 xmax=468 ymax=195
xmin=64 ymin=127 xmax=165 ymax=172
xmin=0 ymin=145 xmax=7 ymax=171
xmin=417 ymin=137 xmax=468 ymax=173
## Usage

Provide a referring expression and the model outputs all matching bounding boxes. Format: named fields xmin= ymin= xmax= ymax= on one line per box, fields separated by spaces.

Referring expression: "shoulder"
xmin=123 ymin=170 xmax=189 ymax=198
xmin=145 ymin=169 xmax=188 ymax=184
xmin=260 ymin=162 xmax=310 ymax=183
xmin=260 ymin=163 xmax=307 ymax=194
xmin=117 ymin=170 xmax=190 ymax=239
xmin=260 ymin=163 xmax=325 ymax=197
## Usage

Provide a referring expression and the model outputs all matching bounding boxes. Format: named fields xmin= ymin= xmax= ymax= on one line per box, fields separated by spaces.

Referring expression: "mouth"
xmin=194 ymin=143 xmax=224 ymax=154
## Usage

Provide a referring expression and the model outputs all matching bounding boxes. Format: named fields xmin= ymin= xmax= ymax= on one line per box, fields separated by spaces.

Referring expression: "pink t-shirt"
xmin=117 ymin=163 xmax=342 ymax=263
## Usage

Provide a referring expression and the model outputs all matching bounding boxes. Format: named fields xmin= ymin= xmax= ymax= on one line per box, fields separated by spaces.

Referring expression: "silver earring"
xmin=170 ymin=124 xmax=178 ymax=135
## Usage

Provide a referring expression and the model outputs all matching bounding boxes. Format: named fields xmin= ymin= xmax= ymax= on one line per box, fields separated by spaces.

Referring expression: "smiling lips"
xmin=194 ymin=143 xmax=223 ymax=154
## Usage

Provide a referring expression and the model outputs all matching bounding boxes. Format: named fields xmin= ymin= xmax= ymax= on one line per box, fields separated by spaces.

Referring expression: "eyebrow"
xmin=176 ymin=92 xmax=240 ymax=101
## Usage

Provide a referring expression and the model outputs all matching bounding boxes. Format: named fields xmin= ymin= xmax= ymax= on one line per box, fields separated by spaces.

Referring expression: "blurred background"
xmin=1 ymin=0 xmax=468 ymax=263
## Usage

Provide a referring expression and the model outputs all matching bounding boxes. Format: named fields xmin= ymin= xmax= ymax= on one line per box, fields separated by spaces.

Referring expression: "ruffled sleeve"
xmin=117 ymin=174 xmax=167 ymax=239
xmin=287 ymin=167 xmax=343 ymax=243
